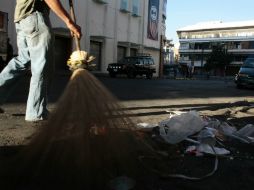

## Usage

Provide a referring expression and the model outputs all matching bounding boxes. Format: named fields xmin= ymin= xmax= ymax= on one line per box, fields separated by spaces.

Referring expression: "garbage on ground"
xmin=108 ymin=176 xmax=136 ymax=190
xmin=138 ymin=110 xmax=253 ymax=180
xmin=198 ymin=144 xmax=230 ymax=155
xmin=217 ymin=121 xmax=237 ymax=136
xmin=159 ymin=111 xmax=206 ymax=144
xmin=198 ymin=127 xmax=217 ymax=145
xmin=185 ymin=144 xmax=230 ymax=156
xmin=185 ymin=145 xmax=204 ymax=156
xmin=185 ymin=127 xmax=230 ymax=156
xmin=157 ymin=111 xmax=254 ymax=145
xmin=136 ymin=123 xmax=157 ymax=131
xmin=233 ymin=124 xmax=254 ymax=143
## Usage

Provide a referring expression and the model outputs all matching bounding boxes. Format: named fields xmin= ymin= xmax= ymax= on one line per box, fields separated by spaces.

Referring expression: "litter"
xmin=109 ymin=176 xmax=136 ymax=190
xmin=139 ymin=110 xmax=253 ymax=182
xmin=203 ymin=117 xmax=221 ymax=129
xmin=159 ymin=111 xmax=206 ymax=144
xmin=233 ymin=124 xmax=254 ymax=143
xmin=185 ymin=144 xmax=230 ymax=156
xmin=217 ymin=122 xmax=237 ymax=136
xmin=185 ymin=145 xmax=204 ymax=156
xmin=186 ymin=127 xmax=230 ymax=156
xmin=137 ymin=123 xmax=157 ymax=129
xmin=198 ymin=127 xmax=217 ymax=146
xmin=198 ymin=144 xmax=230 ymax=155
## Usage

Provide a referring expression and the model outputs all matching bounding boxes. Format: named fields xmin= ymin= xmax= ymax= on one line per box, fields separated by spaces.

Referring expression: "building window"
xmin=0 ymin=11 xmax=7 ymax=32
xmin=0 ymin=14 xmax=3 ymax=29
xmin=130 ymin=48 xmax=137 ymax=56
xmin=120 ymin=0 xmax=129 ymax=12
xmin=90 ymin=41 xmax=102 ymax=71
xmin=132 ymin=0 xmax=139 ymax=16
xmin=93 ymin=0 xmax=108 ymax=4
xmin=117 ymin=46 xmax=126 ymax=61
xmin=180 ymin=43 xmax=189 ymax=50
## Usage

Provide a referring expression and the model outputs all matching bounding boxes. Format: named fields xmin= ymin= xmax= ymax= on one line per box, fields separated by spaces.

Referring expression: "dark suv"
xmin=235 ymin=58 xmax=254 ymax=88
xmin=107 ymin=54 xmax=156 ymax=79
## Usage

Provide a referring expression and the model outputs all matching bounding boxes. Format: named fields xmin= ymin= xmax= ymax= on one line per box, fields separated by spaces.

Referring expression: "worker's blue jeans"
xmin=0 ymin=11 xmax=54 ymax=121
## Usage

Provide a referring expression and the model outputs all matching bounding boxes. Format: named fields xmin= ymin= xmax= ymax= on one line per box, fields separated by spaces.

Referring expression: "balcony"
xmin=179 ymin=35 xmax=254 ymax=43
xmin=178 ymin=49 xmax=212 ymax=53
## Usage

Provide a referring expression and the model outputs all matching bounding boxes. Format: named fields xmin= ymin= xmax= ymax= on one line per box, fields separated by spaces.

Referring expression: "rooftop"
xmin=177 ymin=20 xmax=254 ymax=32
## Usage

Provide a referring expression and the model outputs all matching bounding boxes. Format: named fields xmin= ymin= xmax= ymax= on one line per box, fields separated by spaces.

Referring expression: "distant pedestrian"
xmin=187 ymin=62 xmax=195 ymax=78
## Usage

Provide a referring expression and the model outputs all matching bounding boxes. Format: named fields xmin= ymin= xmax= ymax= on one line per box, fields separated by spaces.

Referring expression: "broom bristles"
xmin=2 ymin=69 xmax=154 ymax=189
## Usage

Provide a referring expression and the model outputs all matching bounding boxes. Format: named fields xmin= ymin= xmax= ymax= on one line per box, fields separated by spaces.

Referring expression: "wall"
xmin=0 ymin=1 xmax=16 ymax=54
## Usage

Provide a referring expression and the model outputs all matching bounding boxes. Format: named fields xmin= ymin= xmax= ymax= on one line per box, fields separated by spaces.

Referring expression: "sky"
xmin=166 ymin=0 xmax=254 ymax=44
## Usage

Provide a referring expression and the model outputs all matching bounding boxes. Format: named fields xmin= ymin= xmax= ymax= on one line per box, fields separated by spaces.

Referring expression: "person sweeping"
xmin=0 ymin=0 xmax=81 ymax=121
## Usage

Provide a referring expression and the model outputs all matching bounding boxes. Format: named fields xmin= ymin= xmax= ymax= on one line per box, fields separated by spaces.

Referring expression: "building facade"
xmin=0 ymin=0 xmax=166 ymax=76
xmin=177 ymin=20 xmax=254 ymax=75
xmin=0 ymin=11 xmax=8 ymax=60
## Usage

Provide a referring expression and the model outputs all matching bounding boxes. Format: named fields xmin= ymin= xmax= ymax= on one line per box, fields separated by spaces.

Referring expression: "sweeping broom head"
xmin=67 ymin=50 xmax=96 ymax=70
xmin=3 ymin=69 xmax=155 ymax=189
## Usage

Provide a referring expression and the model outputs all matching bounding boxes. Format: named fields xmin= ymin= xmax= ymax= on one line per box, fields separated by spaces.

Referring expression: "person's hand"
xmin=66 ymin=20 xmax=82 ymax=39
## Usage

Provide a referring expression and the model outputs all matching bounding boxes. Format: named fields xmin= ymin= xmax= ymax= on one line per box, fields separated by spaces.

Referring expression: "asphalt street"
xmin=0 ymin=73 xmax=254 ymax=190
xmin=0 ymin=73 xmax=253 ymax=145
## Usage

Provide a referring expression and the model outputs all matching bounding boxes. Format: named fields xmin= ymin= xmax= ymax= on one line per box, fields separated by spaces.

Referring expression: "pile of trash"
xmin=137 ymin=110 xmax=254 ymax=180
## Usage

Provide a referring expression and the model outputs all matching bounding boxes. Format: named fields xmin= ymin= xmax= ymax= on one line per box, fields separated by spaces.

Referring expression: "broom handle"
xmin=69 ymin=0 xmax=81 ymax=51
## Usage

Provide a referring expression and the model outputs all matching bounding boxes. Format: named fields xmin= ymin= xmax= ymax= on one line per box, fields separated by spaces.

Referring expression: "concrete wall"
xmin=0 ymin=1 xmax=16 ymax=54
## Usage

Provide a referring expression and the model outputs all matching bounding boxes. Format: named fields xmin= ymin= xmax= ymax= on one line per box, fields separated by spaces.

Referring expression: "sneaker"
xmin=0 ymin=107 xmax=4 ymax=113
xmin=25 ymin=110 xmax=50 ymax=122
xmin=25 ymin=118 xmax=46 ymax=123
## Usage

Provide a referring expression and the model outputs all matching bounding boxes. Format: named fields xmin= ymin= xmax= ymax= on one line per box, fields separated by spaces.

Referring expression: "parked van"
xmin=235 ymin=58 xmax=254 ymax=88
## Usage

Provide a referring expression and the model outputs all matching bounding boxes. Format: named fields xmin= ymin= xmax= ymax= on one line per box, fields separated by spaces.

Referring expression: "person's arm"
xmin=44 ymin=0 xmax=82 ymax=38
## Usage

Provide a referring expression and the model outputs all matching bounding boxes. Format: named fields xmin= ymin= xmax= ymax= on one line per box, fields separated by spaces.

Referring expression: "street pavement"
xmin=0 ymin=72 xmax=253 ymax=145
xmin=0 ymin=72 xmax=254 ymax=190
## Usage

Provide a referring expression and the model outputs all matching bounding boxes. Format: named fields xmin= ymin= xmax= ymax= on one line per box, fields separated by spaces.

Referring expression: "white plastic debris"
xmin=186 ymin=144 xmax=230 ymax=156
xmin=185 ymin=145 xmax=204 ymax=156
xmin=165 ymin=110 xmax=187 ymax=117
xmin=197 ymin=144 xmax=230 ymax=155
xmin=136 ymin=123 xmax=157 ymax=129
xmin=233 ymin=124 xmax=254 ymax=143
xmin=204 ymin=118 xmax=221 ymax=129
xmin=198 ymin=127 xmax=217 ymax=146
xmin=218 ymin=122 xmax=237 ymax=136
xmin=234 ymin=124 xmax=254 ymax=137
xmin=186 ymin=127 xmax=230 ymax=156
xmin=159 ymin=111 xmax=206 ymax=144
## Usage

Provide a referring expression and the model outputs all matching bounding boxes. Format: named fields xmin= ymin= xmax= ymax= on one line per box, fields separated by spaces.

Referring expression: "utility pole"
xmin=159 ymin=34 xmax=165 ymax=78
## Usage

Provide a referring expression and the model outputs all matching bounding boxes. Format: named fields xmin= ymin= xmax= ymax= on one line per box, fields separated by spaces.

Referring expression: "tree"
xmin=205 ymin=44 xmax=233 ymax=76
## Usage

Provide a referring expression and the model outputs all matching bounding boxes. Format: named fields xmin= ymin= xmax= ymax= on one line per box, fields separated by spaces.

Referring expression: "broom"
xmin=67 ymin=0 xmax=95 ymax=71
xmin=0 ymin=1 xmax=156 ymax=189
xmin=6 ymin=69 xmax=151 ymax=189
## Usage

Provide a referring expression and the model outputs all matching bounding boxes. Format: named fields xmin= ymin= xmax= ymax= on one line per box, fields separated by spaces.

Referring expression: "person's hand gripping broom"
xmin=67 ymin=0 xmax=95 ymax=70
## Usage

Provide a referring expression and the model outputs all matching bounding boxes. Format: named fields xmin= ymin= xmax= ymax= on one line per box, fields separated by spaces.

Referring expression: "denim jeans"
xmin=0 ymin=11 xmax=54 ymax=121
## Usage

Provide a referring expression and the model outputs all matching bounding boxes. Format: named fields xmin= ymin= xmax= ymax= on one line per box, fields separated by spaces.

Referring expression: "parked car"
xmin=235 ymin=58 xmax=254 ymax=88
xmin=107 ymin=54 xmax=156 ymax=79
